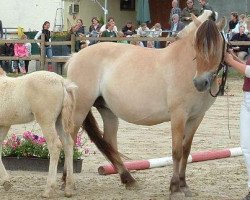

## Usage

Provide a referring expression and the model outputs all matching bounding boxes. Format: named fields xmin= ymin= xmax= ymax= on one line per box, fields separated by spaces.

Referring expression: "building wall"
xmin=64 ymin=0 xmax=136 ymax=32
xmin=194 ymin=0 xmax=249 ymax=22
xmin=0 ymin=0 xmax=63 ymax=32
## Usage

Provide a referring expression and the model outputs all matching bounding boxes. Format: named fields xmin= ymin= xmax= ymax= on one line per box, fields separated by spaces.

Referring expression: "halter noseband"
xmin=209 ymin=32 xmax=230 ymax=97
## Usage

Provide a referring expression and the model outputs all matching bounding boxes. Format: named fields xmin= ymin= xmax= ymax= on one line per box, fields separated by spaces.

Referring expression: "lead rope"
xmin=225 ymin=83 xmax=231 ymax=139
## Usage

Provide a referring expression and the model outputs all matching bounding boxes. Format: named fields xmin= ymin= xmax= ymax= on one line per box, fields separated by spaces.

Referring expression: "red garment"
xmin=243 ymin=59 xmax=250 ymax=91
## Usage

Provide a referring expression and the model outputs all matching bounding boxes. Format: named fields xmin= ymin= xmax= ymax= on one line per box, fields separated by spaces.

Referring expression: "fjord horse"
xmin=0 ymin=69 xmax=76 ymax=198
xmin=66 ymin=11 xmax=225 ymax=199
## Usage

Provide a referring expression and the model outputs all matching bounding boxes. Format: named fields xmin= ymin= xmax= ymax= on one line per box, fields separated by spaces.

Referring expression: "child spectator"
xmin=23 ymin=34 xmax=31 ymax=73
xmin=150 ymin=23 xmax=162 ymax=48
xmin=130 ymin=34 xmax=144 ymax=47
xmin=1 ymin=40 xmax=14 ymax=73
xmin=117 ymin=31 xmax=128 ymax=44
xmin=137 ymin=23 xmax=150 ymax=47
xmin=14 ymin=34 xmax=29 ymax=74
xmin=232 ymin=14 xmax=249 ymax=35
xmin=122 ymin=21 xmax=136 ymax=36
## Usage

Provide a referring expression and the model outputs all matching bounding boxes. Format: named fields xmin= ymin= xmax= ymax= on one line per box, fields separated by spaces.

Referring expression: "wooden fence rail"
xmin=0 ymin=34 xmax=250 ymax=71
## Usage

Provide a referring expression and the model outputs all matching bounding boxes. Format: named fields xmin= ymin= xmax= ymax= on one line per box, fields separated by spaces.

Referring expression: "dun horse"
xmin=0 ymin=70 xmax=76 ymax=198
xmin=65 ymin=11 xmax=225 ymax=199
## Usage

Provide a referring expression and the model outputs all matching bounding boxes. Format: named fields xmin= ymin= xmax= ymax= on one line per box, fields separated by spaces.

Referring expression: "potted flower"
xmin=2 ymin=131 xmax=91 ymax=173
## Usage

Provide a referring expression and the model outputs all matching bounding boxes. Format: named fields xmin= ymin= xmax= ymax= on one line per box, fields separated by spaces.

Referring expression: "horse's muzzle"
xmin=193 ymin=72 xmax=214 ymax=92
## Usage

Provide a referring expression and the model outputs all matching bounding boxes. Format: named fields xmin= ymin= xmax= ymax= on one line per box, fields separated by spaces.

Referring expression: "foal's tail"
xmin=61 ymin=80 xmax=77 ymax=134
xmin=84 ymin=110 xmax=124 ymax=169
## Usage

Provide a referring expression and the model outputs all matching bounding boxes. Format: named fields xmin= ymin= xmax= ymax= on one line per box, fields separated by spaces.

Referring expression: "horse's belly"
xmin=0 ymin=111 xmax=34 ymax=126
xmin=105 ymin=99 xmax=171 ymax=125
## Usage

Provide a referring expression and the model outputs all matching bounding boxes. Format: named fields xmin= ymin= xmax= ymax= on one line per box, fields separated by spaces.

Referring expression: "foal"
xmin=0 ymin=69 xmax=76 ymax=198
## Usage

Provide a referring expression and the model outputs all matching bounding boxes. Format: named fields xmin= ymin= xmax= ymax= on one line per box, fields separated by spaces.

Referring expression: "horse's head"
xmin=192 ymin=16 xmax=226 ymax=92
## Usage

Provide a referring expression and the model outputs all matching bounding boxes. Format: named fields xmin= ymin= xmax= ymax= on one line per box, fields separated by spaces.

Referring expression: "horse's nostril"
xmin=204 ymin=80 xmax=209 ymax=88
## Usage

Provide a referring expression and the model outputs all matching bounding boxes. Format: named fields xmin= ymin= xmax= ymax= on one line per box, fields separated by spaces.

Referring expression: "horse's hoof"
xmin=180 ymin=186 xmax=192 ymax=197
xmin=125 ymin=180 xmax=140 ymax=190
xmin=42 ymin=191 xmax=50 ymax=198
xmin=3 ymin=181 xmax=12 ymax=191
xmin=170 ymin=192 xmax=185 ymax=200
xmin=64 ymin=188 xmax=73 ymax=198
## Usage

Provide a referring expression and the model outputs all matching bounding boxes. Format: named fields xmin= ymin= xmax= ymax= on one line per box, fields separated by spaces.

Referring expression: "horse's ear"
xmin=216 ymin=17 xmax=227 ymax=31
xmin=191 ymin=13 xmax=201 ymax=27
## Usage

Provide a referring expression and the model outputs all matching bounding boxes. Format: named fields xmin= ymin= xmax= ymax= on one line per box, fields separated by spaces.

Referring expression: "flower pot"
xmin=2 ymin=157 xmax=82 ymax=173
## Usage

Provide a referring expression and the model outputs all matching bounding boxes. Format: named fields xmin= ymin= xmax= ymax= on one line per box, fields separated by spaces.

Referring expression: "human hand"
xmin=224 ymin=52 xmax=234 ymax=65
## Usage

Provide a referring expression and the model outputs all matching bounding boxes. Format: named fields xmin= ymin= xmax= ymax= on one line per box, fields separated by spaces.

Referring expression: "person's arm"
xmin=34 ymin=30 xmax=42 ymax=47
xmin=224 ymin=52 xmax=250 ymax=77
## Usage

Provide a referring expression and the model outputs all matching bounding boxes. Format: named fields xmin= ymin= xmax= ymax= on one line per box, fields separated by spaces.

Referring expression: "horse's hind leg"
xmin=0 ymin=126 xmax=12 ymax=190
xmin=179 ymin=115 xmax=205 ymax=197
xmin=97 ymin=107 xmax=137 ymax=188
xmin=55 ymin=114 xmax=75 ymax=197
xmin=38 ymin=121 xmax=62 ymax=198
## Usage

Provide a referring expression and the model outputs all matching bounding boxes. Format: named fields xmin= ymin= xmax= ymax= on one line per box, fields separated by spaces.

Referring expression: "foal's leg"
xmin=179 ymin=115 xmax=205 ymax=197
xmin=56 ymin=115 xmax=75 ymax=197
xmin=97 ymin=107 xmax=137 ymax=187
xmin=38 ymin=122 xmax=62 ymax=198
xmin=169 ymin=110 xmax=187 ymax=200
xmin=0 ymin=126 xmax=11 ymax=190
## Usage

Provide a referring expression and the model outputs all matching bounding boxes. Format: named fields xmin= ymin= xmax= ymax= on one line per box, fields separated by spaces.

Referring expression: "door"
xmin=148 ymin=0 xmax=186 ymax=29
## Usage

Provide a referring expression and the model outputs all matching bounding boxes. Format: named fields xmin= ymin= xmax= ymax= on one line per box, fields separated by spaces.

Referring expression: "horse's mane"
xmin=194 ymin=19 xmax=221 ymax=61
xmin=177 ymin=10 xmax=215 ymax=38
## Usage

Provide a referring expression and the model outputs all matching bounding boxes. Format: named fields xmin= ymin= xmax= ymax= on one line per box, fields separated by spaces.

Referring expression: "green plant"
xmin=51 ymin=31 xmax=71 ymax=41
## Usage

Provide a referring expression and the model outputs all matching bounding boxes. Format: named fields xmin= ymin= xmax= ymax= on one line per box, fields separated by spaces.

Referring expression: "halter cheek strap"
xmin=209 ymin=32 xmax=229 ymax=97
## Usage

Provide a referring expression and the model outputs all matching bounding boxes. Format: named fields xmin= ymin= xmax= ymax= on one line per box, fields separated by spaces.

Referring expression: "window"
xmin=120 ymin=0 xmax=135 ymax=11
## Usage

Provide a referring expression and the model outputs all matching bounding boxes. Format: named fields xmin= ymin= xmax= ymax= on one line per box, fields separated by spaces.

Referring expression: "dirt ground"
xmin=0 ymin=77 xmax=248 ymax=200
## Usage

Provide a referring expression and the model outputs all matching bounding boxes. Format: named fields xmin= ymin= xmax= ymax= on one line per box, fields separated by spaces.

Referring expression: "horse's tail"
xmin=61 ymin=80 xmax=77 ymax=134
xmin=83 ymin=110 xmax=124 ymax=168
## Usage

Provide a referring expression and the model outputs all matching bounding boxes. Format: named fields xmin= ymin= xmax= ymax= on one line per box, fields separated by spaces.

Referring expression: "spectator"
xmin=150 ymin=23 xmax=162 ymax=48
xmin=34 ymin=21 xmax=53 ymax=72
xmin=1 ymin=40 xmax=14 ymax=73
xmin=117 ymin=31 xmax=128 ymax=44
xmin=23 ymin=34 xmax=31 ymax=73
xmin=228 ymin=12 xmax=239 ymax=32
xmin=169 ymin=14 xmax=185 ymax=37
xmin=130 ymin=34 xmax=144 ymax=47
xmin=100 ymin=16 xmax=118 ymax=33
xmin=137 ymin=23 xmax=150 ymax=47
xmin=230 ymin=25 xmax=250 ymax=61
xmin=101 ymin=22 xmax=117 ymax=41
xmin=0 ymin=20 xmax=3 ymax=39
xmin=122 ymin=21 xmax=136 ymax=37
xmin=89 ymin=17 xmax=102 ymax=45
xmin=181 ymin=0 xmax=199 ymax=26
xmin=199 ymin=0 xmax=213 ymax=15
xmin=232 ymin=14 xmax=249 ymax=36
xmin=68 ymin=19 xmax=86 ymax=51
xmin=14 ymin=34 xmax=29 ymax=74
xmin=169 ymin=0 xmax=182 ymax=23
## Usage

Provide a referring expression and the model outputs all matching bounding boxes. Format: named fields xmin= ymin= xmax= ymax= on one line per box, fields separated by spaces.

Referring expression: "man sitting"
xmin=181 ymin=0 xmax=199 ymax=26
xmin=230 ymin=25 xmax=250 ymax=61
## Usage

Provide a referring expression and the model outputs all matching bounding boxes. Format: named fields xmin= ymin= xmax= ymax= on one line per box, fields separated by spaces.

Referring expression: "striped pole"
xmin=98 ymin=147 xmax=242 ymax=175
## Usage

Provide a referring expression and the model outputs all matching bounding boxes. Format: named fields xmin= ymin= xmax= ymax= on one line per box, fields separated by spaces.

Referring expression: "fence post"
xmin=40 ymin=34 xmax=45 ymax=70
xmin=71 ymin=34 xmax=76 ymax=53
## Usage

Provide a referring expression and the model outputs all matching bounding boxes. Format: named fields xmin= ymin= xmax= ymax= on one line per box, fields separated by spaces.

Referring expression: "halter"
xmin=209 ymin=32 xmax=230 ymax=97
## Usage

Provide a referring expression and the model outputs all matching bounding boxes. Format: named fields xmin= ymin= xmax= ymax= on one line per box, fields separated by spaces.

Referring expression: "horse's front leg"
xmin=0 ymin=126 xmax=11 ymax=191
xmin=179 ymin=115 xmax=205 ymax=197
xmin=170 ymin=110 xmax=186 ymax=200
